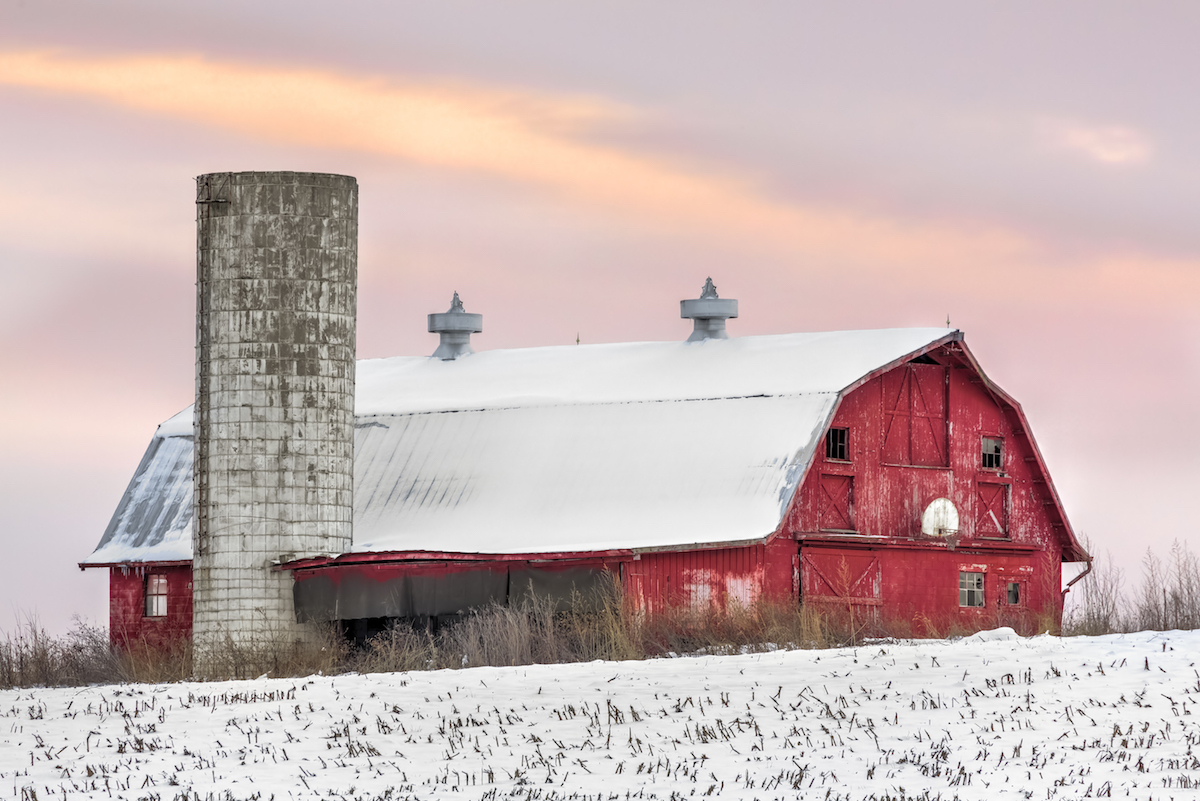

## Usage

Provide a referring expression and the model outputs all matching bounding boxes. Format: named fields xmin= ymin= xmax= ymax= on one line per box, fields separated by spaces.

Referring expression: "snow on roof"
xmin=355 ymin=328 xmax=953 ymax=414
xmin=82 ymin=412 xmax=194 ymax=565
xmin=352 ymin=393 xmax=834 ymax=554
xmin=86 ymin=328 xmax=955 ymax=563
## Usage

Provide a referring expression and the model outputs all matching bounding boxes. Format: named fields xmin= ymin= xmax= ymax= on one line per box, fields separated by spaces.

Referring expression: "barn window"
xmin=1006 ymin=581 xmax=1021 ymax=606
xmin=825 ymin=428 xmax=849 ymax=461
xmin=144 ymin=574 xmax=168 ymax=617
xmin=959 ymin=571 xmax=984 ymax=607
xmin=982 ymin=437 xmax=1004 ymax=470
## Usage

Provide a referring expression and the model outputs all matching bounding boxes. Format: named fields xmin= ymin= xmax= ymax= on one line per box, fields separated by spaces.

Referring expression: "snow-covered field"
xmin=3 ymin=629 xmax=1198 ymax=800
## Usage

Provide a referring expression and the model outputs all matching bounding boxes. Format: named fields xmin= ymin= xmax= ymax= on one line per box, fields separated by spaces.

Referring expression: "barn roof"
xmin=84 ymin=422 xmax=194 ymax=565
xmin=84 ymin=328 xmax=958 ymax=565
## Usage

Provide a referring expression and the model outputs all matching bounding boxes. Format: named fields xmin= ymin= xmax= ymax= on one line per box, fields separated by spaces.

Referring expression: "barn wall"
xmin=799 ymin=544 xmax=1061 ymax=636
xmin=109 ymin=565 xmax=193 ymax=647
xmin=786 ymin=353 xmax=1070 ymax=631
xmin=789 ymin=361 xmax=1063 ymax=547
xmin=623 ymin=541 xmax=794 ymax=614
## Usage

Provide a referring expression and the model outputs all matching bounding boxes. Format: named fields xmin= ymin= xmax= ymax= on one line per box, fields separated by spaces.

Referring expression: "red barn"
xmin=82 ymin=326 xmax=1088 ymax=643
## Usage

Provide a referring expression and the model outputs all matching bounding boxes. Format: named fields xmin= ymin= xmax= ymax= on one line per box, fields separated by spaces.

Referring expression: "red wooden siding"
xmin=798 ymin=544 xmax=1057 ymax=636
xmin=785 ymin=344 xmax=1075 ymax=633
xmin=975 ymin=480 xmax=1009 ymax=536
xmin=818 ymin=474 xmax=855 ymax=532
xmin=109 ymin=564 xmax=193 ymax=647
xmin=623 ymin=538 xmax=794 ymax=615
xmin=881 ymin=363 xmax=948 ymax=467
xmin=789 ymin=356 xmax=1065 ymax=549
xmin=800 ymin=549 xmax=881 ymax=628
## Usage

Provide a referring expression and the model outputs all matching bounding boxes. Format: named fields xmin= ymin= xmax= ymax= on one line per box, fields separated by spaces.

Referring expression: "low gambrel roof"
xmin=84 ymin=327 xmax=1084 ymax=566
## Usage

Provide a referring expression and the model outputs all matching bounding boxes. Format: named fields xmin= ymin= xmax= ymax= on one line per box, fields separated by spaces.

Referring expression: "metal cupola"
xmin=680 ymin=277 xmax=738 ymax=341
xmin=428 ymin=292 xmax=483 ymax=360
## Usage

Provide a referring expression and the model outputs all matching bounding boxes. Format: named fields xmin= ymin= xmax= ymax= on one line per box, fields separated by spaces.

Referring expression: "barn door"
xmin=624 ymin=560 xmax=667 ymax=616
xmin=800 ymin=550 xmax=881 ymax=637
xmin=881 ymin=364 xmax=948 ymax=467
xmin=975 ymin=481 xmax=1009 ymax=537
xmin=818 ymin=474 xmax=855 ymax=532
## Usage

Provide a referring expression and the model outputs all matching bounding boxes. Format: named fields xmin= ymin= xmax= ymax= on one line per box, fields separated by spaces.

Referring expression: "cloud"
xmin=0 ymin=50 xmax=1196 ymax=309
xmin=1054 ymin=122 xmax=1153 ymax=165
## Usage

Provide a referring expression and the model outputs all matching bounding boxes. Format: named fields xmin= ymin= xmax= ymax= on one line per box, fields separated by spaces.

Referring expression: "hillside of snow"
xmin=3 ymin=629 xmax=1198 ymax=800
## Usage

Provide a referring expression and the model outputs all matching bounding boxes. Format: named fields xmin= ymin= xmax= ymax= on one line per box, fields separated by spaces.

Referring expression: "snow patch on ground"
xmin=3 ymin=629 xmax=1198 ymax=799
xmin=961 ymin=626 xmax=1019 ymax=643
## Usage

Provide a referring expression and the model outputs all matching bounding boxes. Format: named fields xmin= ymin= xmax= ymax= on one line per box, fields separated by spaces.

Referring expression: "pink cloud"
xmin=2 ymin=50 xmax=1197 ymax=318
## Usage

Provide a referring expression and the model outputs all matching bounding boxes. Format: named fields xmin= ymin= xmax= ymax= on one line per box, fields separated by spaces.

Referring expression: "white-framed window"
xmin=145 ymin=574 xmax=168 ymax=617
xmin=959 ymin=571 xmax=984 ymax=608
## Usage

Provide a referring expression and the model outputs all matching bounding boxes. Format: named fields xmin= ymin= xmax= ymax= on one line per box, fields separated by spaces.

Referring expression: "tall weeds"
xmin=192 ymin=624 xmax=347 ymax=681
xmin=0 ymin=617 xmax=120 ymax=688
xmin=0 ymin=592 xmax=834 ymax=688
xmin=1063 ymin=538 xmax=1200 ymax=636
xmin=6 ymin=540 xmax=1196 ymax=688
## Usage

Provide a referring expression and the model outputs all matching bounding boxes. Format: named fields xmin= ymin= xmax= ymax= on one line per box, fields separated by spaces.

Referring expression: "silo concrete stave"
xmin=193 ymin=172 xmax=357 ymax=649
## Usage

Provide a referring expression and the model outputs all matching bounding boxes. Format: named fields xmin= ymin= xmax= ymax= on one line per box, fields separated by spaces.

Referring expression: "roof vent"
xmin=680 ymin=277 xmax=738 ymax=341
xmin=428 ymin=292 xmax=483 ymax=360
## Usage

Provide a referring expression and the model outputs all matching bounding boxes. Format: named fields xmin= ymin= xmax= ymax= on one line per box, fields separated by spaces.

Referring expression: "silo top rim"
xmin=195 ymin=171 xmax=357 ymax=186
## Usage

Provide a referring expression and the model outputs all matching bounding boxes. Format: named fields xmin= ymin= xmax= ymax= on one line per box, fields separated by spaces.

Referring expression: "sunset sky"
xmin=1 ymin=1 xmax=1197 ymax=633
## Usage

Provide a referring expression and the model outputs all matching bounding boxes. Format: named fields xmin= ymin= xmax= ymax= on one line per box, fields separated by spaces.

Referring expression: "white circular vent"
xmin=921 ymin=498 xmax=960 ymax=537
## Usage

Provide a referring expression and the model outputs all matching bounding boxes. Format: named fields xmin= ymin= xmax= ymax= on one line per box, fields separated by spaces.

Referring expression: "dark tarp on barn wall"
xmin=292 ymin=563 xmax=611 ymax=623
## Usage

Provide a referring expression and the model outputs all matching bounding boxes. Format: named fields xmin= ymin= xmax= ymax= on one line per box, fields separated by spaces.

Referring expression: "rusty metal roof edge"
xmin=837 ymin=329 xmax=964 ymax=398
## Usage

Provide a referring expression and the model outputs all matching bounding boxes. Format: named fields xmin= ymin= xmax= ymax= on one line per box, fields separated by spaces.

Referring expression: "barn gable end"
xmin=785 ymin=339 xmax=1085 ymax=635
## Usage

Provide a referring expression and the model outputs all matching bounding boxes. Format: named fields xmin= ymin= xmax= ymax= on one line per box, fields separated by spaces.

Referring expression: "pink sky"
xmin=1 ymin=1 xmax=1197 ymax=634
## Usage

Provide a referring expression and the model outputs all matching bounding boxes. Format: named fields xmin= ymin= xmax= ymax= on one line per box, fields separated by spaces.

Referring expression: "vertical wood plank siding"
xmin=786 ymin=344 xmax=1076 ymax=634
xmin=623 ymin=538 xmax=796 ymax=615
xmin=109 ymin=564 xmax=193 ymax=647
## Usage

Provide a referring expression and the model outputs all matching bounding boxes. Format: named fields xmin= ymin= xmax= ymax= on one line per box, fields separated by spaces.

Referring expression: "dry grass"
xmin=0 ymin=617 xmax=120 ymax=689
xmin=8 ymin=542 xmax=1197 ymax=688
xmin=191 ymin=624 xmax=348 ymax=681
xmin=351 ymin=583 xmax=640 ymax=673
xmin=627 ymin=598 xmax=835 ymax=656
xmin=346 ymin=595 xmax=836 ymax=676
xmin=0 ymin=591 xmax=832 ymax=688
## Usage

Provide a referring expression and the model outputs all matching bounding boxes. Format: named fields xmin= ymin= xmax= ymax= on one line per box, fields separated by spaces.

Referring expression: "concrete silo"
xmin=193 ymin=171 xmax=357 ymax=647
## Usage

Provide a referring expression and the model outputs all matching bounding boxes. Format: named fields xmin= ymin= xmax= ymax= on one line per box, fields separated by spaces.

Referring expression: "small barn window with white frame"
xmin=144 ymin=574 xmax=168 ymax=617
xmin=825 ymin=427 xmax=849 ymax=461
xmin=982 ymin=437 xmax=1004 ymax=470
xmin=959 ymin=571 xmax=984 ymax=607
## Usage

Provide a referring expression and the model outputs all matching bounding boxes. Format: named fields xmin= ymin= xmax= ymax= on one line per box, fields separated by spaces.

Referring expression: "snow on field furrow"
xmin=2 ymin=629 xmax=1198 ymax=800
